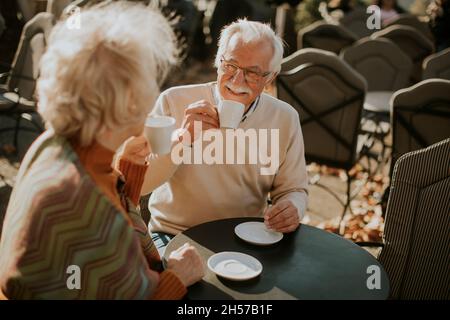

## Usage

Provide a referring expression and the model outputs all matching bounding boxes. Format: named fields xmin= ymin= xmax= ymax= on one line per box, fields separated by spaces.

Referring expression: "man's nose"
xmin=231 ymin=68 xmax=246 ymax=84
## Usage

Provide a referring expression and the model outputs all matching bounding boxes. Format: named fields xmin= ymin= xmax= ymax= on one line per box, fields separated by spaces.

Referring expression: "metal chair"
xmin=339 ymin=7 xmax=374 ymax=39
xmin=379 ymin=79 xmax=450 ymax=215
xmin=390 ymin=79 xmax=450 ymax=176
xmin=372 ymin=25 xmax=435 ymax=84
xmin=377 ymin=138 xmax=450 ymax=299
xmin=341 ymin=37 xmax=413 ymax=174
xmin=209 ymin=0 xmax=273 ymax=50
xmin=277 ymin=48 xmax=367 ymax=233
xmin=16 ymin=0 xmax=47 ymax=22
xmin=162 ymin=0 xmax=204 ymax=61
xmin=341 ymin=38 xmax=413 ymax=92
xmin=0 ymin=13 xmax=5 ymax=38
xmin=384 ymin=13 xmax=435 ymax=41
xmin=422 ymin=47 xmax=450 ymax=80
xmin=297 ymin=20 xmax=358 ymax=54
xmin=0 ymin=12 xmax=53 ymax=157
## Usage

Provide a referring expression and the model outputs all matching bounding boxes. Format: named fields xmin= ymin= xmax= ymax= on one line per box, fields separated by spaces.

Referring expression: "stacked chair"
xmin=277 ymin=48 xmax=367 ymax=232
xmin=390 ymin=79 xmax=450 ymax=174
xmin=372 ymin=25 xmax=435 ymax=84
xmin=339 ymin=7 xmax=375 ymax=39
xmin=0 ymin=12 xmax=54 ymax=157
xmin=422 ymin=48 xmax=450 ymax=80
xmin=341 ymin=38 xmax=413 ymax=173
xmin=377 ymin=79 xmax=450 ymax=215
xmin=297 ymin=20 xmax=358 ymax=54
xmin=384 ymin=13 xmax=434 ymax=41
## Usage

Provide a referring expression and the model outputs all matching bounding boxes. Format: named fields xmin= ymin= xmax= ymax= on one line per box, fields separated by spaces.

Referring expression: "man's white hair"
xmin=37 ymin=1 xmax=178 ymax=146
xmin=214 ymin=19 xmax=284 ymax=74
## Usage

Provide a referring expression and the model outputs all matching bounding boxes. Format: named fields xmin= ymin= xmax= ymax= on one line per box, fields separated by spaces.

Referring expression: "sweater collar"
xmin=70 ymin=138 xmax=115 ymax=174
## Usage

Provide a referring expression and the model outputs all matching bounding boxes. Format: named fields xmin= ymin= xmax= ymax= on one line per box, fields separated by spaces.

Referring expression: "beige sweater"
xmin=143 ymin=82 xmax=308 ymax=235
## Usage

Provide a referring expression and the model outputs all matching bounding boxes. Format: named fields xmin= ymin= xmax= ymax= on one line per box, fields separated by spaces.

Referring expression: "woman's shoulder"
xmin=9 ymin=131 xmax=96 ymax=217
xmin=16 ymin=131 xmax=81 ymax=184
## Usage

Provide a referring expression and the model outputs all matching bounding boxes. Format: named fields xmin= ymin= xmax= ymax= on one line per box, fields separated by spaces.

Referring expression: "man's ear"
xmin=266 ymin=72 xmax=278 ymax=86
xmin=264 ymin=73 xmax=279 ymax=96
xmin=264 ymin=72 xmax=278 ymax=89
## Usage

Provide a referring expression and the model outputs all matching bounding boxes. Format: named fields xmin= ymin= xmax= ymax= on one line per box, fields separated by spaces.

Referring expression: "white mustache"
xmin=225 ymin=82 xmax=251 ymax=94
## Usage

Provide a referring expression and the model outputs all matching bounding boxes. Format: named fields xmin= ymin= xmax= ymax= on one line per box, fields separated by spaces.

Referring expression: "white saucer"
xmin=234 ymin=221 xmax=283 ymax=245
xmin=207 ymin=251 xmax=263 ymax=281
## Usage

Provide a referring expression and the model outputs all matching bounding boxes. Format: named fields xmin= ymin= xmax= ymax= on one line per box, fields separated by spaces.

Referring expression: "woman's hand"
xmin=119 ymin=135 xmax=151 ymax=166
xmin=166 ymin=243 xmax=205 ymax=287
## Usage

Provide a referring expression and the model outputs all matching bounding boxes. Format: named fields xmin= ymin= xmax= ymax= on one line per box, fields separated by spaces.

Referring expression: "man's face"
xmin=217 ymin=35 xmax=274 ymax=108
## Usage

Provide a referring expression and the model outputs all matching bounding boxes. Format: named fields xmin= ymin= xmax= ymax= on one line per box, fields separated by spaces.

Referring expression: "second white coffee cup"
xmin=144 ymin=115 xmax=176 ymax=155
xmin=218 ymin=100 xmax=245 ymax=129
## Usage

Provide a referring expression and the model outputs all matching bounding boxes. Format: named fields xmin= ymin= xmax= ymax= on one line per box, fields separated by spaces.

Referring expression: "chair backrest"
xmin=16 ymin=0 xmax=45 ymax=22
xmin=7 ymin=12 xmax=54 ymax=101
xmin=372 ymin=25 xmax=435 ymax=84
xmin=423 ymin=47 xmax=450 ymax=80
xmin=275 ymin=5 xmax=298 ymax=57
xmin=341 ymin=37 xmax=413 ymax=91
xmin=339 ymin=7 xmax=374 ymax=39
xmin=163 ymin=0 xmax=203 ymax=59
xmin=390 ymin=79 xmax=450 ymax=170
xmin=297 ymin=20 xmax=358 ymax=54
xmin=277 ymin=48 xmax=367 ymax=170
xmin=379 ymin=138 xmax=450 ymax=299
xmin=209 ymin=0 xmax=273 ymax=49
xmin=384 ymin=13 xmax=434 ymax=41
xmin=0 ymin=13 xmax=5 ymax=38
xmin=280 ymin=49 xmax=306 ymax=73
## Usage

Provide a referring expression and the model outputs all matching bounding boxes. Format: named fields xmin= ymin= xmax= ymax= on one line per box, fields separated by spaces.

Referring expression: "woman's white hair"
xmin=37 ymin=1 xmax=178 ymax=146
xmin=214 ymin=19 xmax=284 ymax=74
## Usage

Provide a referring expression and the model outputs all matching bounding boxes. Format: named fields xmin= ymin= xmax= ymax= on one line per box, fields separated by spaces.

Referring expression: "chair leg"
xmin=367 ymin=151 xmax=372 ymax=176
xmin=311 ymin=170 xmax=354 ymax=236
xmin=312 ymin=180 xmax=346 ymax=207
xmin=12 ymin=114 xmax=22 ymax=156
xmin=357 ymin=129 xmax=379 ymax=178
xmin=359 ymin=114 xmax=391 ymax=177
xmin=373 ymin=122 xmax=389 ymax=173
xmin=338 ymin=171 xmax=352 ymax=235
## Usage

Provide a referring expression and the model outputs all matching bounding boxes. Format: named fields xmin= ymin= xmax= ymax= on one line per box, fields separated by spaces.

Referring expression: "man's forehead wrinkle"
xmin=225 ymin=35 xmax=272 ymax=71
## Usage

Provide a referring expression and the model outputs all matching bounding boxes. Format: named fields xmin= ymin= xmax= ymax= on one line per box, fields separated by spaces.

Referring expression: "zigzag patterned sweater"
xmin=0 ymin=131 xmax=186 ymax=299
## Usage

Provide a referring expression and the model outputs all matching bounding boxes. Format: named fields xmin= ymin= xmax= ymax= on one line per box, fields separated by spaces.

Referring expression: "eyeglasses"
xmin=220 ymin=56 xmax=272 ymax=84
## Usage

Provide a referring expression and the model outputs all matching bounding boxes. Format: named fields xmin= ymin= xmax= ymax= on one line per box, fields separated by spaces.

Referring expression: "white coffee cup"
xmin=144 ymin=115 xmax=176 ymax=155
xmin=218 ymin=100 xmax=245 ymax=129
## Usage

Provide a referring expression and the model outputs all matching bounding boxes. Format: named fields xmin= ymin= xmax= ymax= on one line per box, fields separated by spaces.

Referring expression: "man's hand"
xmin=119 ymin=135 xmax=151 ymax=166
xmin=180 ymin=100 xmax=219 ymax=144
xmin=264 ymin=200 xmax=300 ymax=233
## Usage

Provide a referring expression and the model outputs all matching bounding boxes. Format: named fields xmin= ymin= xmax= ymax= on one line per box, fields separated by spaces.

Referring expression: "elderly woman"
xmin=0 ymin=2 xmax=204 ymax=299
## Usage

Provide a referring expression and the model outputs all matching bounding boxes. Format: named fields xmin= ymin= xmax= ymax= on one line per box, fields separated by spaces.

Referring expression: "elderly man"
xmin=142 ymin=19 xmax=308 ymax=250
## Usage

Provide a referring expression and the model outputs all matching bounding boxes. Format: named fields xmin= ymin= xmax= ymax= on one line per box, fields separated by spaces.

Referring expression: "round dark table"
xmin=164 ymin=217 xmax=390 ymax=300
